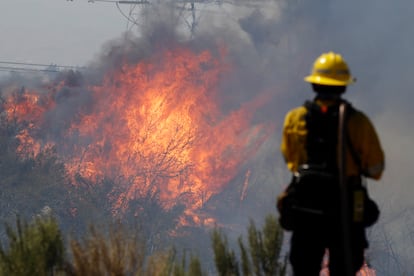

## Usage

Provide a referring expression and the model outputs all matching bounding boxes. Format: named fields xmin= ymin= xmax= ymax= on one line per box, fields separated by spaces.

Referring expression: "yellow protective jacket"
xmin=280 ymin=99 xmax=385 ymax=180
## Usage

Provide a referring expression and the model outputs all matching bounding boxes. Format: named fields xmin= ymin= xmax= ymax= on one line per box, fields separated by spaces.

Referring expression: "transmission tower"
xmin=75 ymin=0 xmax=228 ymax=37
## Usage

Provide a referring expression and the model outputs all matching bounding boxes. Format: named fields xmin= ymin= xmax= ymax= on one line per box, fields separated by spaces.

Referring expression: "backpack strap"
xmin=346 ymin=132 xmax=363 ymax=174
xmin=303 ymin=99 xmax=344 ymax=171
xmin=337 ymin=102 xmax=368 ymax=177
xmin=304 ymin=100 xmax=362 ymax=167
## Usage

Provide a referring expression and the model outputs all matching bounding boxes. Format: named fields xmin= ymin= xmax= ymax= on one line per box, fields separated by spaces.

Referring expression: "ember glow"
xmin=4 ymin=89 xmax=54 ymax=157
xmin=2 ymin=46 xmax=273 ymax=224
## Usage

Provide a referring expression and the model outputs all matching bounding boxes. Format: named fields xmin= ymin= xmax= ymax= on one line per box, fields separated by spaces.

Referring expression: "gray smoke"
xmin=1 ymin=0 xmax=413 ymax=273
xmin=298 ymin=2 xmax=414 ymax=274
xmin=186 ymin=1 xmax=414 ymax=273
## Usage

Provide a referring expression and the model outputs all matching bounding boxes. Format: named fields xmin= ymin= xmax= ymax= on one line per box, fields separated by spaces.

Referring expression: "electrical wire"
xmin=0 ymin=66 xmax=60 ymax=73
xmin=0 ymin=61 xmax=86 ymax=70
xmin=86 ymin=0 xmax=149 ymax=3
xmin=116 ymin=2 xmax=143 ymax=28
xmin=1 ymin=0 xmax=269 ymax=76
xmin=0 ymin=61 xmax=87 ymax=74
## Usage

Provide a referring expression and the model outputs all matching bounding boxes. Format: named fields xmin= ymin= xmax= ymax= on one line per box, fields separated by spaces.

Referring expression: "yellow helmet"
xmin=304 ymin=52 xmax=355 ymax=86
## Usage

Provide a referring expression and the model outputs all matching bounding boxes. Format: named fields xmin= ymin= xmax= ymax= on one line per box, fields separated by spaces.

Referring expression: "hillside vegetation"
xmin=0 ymin=215 xmax=286 ymax=275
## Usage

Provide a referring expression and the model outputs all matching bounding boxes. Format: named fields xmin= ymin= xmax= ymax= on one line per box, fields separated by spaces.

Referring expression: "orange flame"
xmin=3 ymin=88 xmax=55 ymax=158
xmin=3 ymin=46 xmax=273 ymax=224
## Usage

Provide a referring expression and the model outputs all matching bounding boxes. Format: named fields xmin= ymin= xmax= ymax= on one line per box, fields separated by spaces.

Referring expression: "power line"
xmin=0 ymin=66 xmax=60 ymax=73
xmin=74 ymin=0 xmax=149 ymax=3
xmin=0 ymin=61 xmax=86 ymax=70
xmin=118 ymin=0 xmax=149 ymax=3
xmin=0 ymin=60 xmax=87 ymax=74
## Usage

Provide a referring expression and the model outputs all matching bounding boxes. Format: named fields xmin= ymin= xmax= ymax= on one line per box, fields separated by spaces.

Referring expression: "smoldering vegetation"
xmin=0 ymin=0 xmax=413 ymax=274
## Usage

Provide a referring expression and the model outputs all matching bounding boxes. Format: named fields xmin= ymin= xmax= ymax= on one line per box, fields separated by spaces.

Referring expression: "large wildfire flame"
xmin=2 ymin=46 xmax=273 ymax=224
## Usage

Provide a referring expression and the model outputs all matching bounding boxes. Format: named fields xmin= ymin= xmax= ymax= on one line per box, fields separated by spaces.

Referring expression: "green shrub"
xmin=0 ymin=214 xmax=286 ymax=275
xmin=69 ymin=225 xmax=204 ymax=276
xmin=0 ymin=215 xmax=64 ymax=276
xmin=69 ymin=224 xmax=145 ymax=276
xmin=212 ymin=229 xmax=239 ymax=276
xmin=212 ymin=214 xmax=287 ymax=276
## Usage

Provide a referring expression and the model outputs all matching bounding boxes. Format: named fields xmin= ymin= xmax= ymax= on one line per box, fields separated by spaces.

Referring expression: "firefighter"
xmin=278 ymin=52 xmax=385 ymax=275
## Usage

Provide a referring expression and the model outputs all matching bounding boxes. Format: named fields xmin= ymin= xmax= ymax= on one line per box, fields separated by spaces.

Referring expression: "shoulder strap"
xmin=341 ymin=103 xmax=368 ymax=187
xmin=346 ymin=133 xmax=362 ymax=172
xmin=303 ymin=99 xmax=364 ymax=177
xmin=341 ymin=104 xmax=365 ymax=175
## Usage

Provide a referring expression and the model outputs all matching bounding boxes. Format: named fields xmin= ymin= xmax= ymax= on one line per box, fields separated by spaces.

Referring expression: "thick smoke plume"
xmin=1 ymin=1 xmax=413 ymax=274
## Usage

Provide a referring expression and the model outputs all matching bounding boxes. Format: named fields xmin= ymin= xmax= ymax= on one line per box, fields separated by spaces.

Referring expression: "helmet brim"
xmin=304 ymin=75 xmax=355 ymax=86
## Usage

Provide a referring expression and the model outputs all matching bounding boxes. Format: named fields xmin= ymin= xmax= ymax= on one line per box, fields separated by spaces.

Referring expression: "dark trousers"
xmin=289 ymin=222 xmax=367 ymax=276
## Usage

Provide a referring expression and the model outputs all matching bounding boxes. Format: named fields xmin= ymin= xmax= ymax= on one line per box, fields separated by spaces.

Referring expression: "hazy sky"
xmin=1 ymin=1 xmax=414 ymax=274
xmin=0 ymin=0 xmax=128 ymax=66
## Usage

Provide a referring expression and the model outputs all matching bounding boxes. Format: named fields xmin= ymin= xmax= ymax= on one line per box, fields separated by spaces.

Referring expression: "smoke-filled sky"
xmin=1 ymin=0 xmax=414 ymax=274
xmin=0 ymin=0 xmax=126 ymax=66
